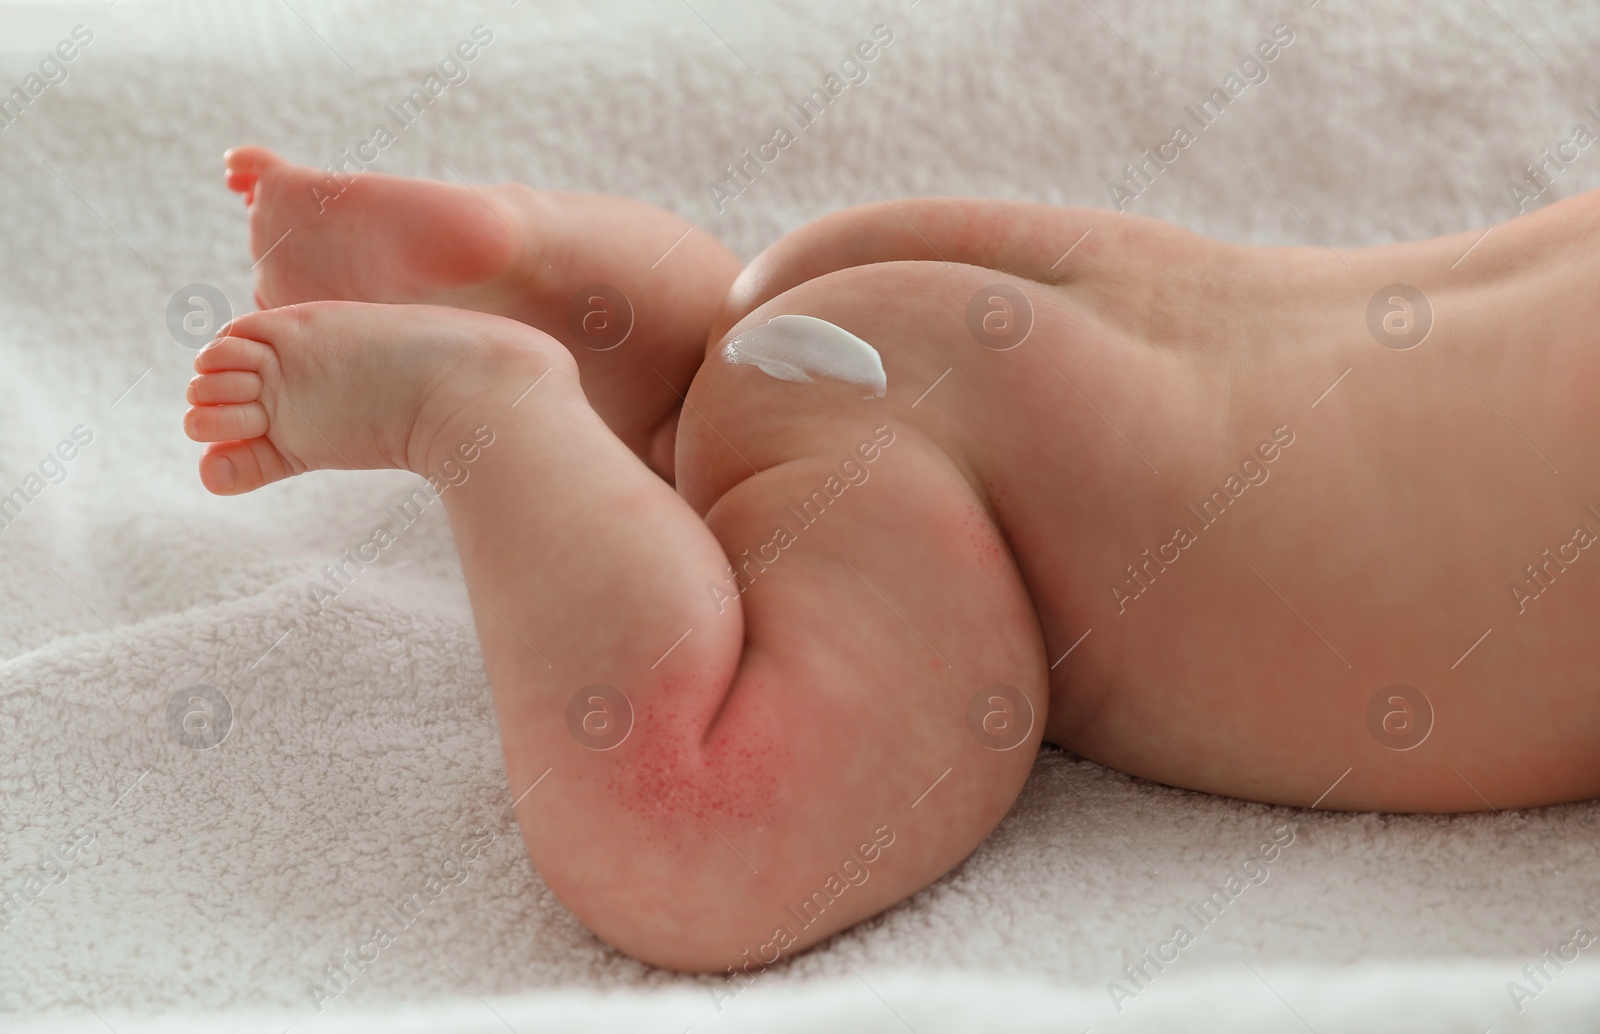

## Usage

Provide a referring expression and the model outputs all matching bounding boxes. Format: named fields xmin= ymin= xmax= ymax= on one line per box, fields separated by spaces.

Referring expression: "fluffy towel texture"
xmin=3 ymin=0 xmax=1599 ymax=1030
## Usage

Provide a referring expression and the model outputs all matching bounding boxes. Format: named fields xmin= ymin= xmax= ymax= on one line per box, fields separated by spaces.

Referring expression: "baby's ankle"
xmin=408 ymin=326 xmax=580 ymax=481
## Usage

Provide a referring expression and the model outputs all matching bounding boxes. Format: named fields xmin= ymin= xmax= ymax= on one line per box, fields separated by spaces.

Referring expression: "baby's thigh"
xmin=612 ymin=268 xmax=1049 ymax=972
xmin=540 ymin=459 xmax=1041 ymax=974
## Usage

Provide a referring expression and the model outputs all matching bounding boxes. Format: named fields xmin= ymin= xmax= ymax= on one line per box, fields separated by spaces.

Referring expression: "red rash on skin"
xmin=960 ymin=501 xmax=1009 ymax=568
xmin=604 ymin=679 xmax=787 ymax=848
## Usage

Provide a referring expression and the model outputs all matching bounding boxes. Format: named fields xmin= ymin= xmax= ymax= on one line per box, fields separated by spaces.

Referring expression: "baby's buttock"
xmin=728 ymin=253 xmax=1600 ymax=815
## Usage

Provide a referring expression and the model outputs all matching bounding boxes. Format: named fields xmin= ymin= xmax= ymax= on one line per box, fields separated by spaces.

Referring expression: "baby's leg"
xmin=223 ymin=147 xmax=742 ymax=473
xmin=182 ymin=300 xmax=1043 ymax=972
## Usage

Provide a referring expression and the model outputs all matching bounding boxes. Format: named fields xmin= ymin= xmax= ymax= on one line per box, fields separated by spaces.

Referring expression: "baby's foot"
xmin=225 ymin=147 xmax=743 ymax=473
xmin=225 ymin=146 xmax=531 ymax=312
xmin=183 ymin=300 xmax=568 ymax=494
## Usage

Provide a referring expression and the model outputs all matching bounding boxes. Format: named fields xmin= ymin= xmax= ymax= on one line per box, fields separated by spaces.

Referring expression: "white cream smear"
xmin=721 ymin=314 xmax=886 ymax=399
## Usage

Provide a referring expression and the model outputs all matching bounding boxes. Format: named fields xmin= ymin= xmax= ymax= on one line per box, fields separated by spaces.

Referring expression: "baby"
xmin=187 ymin=146 xmax=1600 ymax=974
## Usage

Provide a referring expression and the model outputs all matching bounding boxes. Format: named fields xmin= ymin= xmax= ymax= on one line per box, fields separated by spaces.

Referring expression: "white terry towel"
xmin=2 ymin=0 xmax=1599 ymax=1031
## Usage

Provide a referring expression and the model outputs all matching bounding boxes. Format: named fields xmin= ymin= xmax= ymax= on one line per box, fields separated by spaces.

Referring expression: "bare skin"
xmin=189 ymin=149 xmax=1600 ymax=972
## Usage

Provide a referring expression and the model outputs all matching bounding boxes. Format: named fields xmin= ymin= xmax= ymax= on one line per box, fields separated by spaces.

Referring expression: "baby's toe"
xmin=200 ymin=438 xmax=294 ymax=495
xmin=186 ymin=370 xmax=262 ymax=405
xmin=223 ymin=145 xmax=286 ymax=203
xmin=185 ymin=401 xmax=268 ymax=443
xmin=194 ymin=335 xmax=276 ymax=376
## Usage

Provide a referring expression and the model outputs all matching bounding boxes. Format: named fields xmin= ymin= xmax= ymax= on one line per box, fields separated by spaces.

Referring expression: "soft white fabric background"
xmin=2 ymin=0 xmax=1600 ymax=1030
